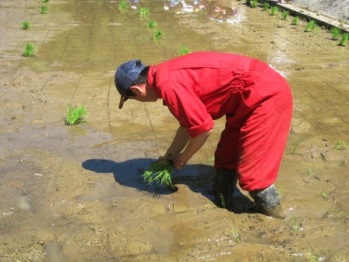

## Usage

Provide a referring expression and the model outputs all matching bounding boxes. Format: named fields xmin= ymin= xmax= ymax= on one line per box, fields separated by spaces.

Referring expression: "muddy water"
xmin=1 ymin=0 xmax=349 ymax=261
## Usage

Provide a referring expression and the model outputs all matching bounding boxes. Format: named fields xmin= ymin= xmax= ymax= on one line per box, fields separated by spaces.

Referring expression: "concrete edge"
xmin=256 ymin=0 xmax=349 ymax=33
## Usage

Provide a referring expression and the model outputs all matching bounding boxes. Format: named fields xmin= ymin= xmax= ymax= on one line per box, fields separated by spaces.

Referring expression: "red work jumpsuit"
xmin=147 ymin=52 xmax=293 ymax=191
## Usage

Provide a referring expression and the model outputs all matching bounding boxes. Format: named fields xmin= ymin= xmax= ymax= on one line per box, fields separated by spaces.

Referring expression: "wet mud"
xmin=0 ymin=0 xmax=349 ymax=261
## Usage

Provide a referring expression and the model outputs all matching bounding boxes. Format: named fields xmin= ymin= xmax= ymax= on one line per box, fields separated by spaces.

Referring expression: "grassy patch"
xmin=65 ymin=105 xmax=87 ymax=125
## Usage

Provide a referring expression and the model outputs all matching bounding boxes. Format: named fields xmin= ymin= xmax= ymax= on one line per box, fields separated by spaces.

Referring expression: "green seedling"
xmin=251 ymin=0 xmax=257 ymax=8
xmin=304 ymin=20 xmax=316 ymax=32
xmin=217 ymin=194 xmax=226 ymax=208
xmin=22 ymin=43 xmax=36 ymax=57
xmin=118 ymin=0 xmax=128 ymax=11
xmin=333 ymin=141 xmax=347 ymax=150
xmin=43 ymin=0 xmax=49 ymax=3
xmin=262 ymin=2 xmax=269 ymax=11
xmin=331 ymin=27 xmax=341 ymax=40
xmin=152 ymin=29 xmax=164 ymax=40
xmin=22 ymin=21 xmax=31 ymax=30
xmin=147 ymin=20 xmax=157 ymax=29
xmin=292 ymin=16 xmax=299 ymax=25
xmin=40 ymin=5 xmax=48 ymax=14
xmin=178 ymin=47 xmax=190 ymax=56
xmin=281 ymin=10 xmax=289 ymax=20
xmin=231 ymin=228 xmax=242 ymax=243
xmin=139 ymin=7 xmax=150 ymax=17
xmin=339 ymin=33 xmax=348 ymax=47
xmin=270 ymin=6 xmax=279 ymax=16
xmin=320 ymin=190 xmax=329 ymax=199
xmin=306 ymin=167 xmax=313 ymax=176
xmin=65 ymin=105 xmax=87 ymax=125
xmin=290 ymin=217 xmax=300 ymax=231
xmin=307 ymin=253 xmax=320 ymax=262
xmin=143 ymin=159 xmax=174 ymax=189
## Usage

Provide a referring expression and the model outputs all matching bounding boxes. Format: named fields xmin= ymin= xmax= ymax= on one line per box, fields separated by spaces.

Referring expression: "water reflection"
xmin=163 ymin=0 xmax=244 ymax=23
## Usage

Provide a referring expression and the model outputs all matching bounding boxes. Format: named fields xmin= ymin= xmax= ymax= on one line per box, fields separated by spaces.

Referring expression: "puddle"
xmin=0 ymin=0 xmax=349 ymax=261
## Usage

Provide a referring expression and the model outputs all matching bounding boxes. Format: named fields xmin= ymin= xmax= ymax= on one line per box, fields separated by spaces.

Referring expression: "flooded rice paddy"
xmin=0 ymin=0 xmax=349 ymax=261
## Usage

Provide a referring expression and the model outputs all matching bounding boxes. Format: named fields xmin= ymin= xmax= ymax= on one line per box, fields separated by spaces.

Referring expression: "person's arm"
xmin=172 ymin=128 xmax=212 ymax=169
xmin=164 ymin=126 xmax=190 ymax=158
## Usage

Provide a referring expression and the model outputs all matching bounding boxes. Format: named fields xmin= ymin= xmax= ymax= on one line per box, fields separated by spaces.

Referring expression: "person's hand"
xmin=173 ymin=152 xmax=189 ymax=169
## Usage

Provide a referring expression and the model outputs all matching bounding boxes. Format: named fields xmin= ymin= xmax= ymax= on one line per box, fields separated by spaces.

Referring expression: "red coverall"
xmin=147 ymin=52 xmax=293 ymax=191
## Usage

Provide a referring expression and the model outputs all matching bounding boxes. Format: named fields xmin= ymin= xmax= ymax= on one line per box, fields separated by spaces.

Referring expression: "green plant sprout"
xmin=290 ymin=217 xmax=300 ymax=231
xmin=152 ymin=29 xmax=164 ymax=40
xmin=143 ymin=159 xmax=174 ymax=189
xmin=118 ymin=0 xmax=128 ymax=11
xmin=307 ymin=253 xmax=320 ymax=262
xmin=231 ymin=228 xmax=242 ymax=243
xmin=304 ymin=20 xmax=316 ymax=32
xmin=178 ymin=47 xmax=190 ymax=56
xmin=22 ymin=43 xmax=36 ymax=57
xmin=217 ymin=194 xmax=226 ymax=208
xmin=330 ymin=27 xmax=341 ymax=40
xmin=281 ymin=10 xmax=289 ymax=20
xmin=320 ymin=190 xmax=329 ymax=199
xmin=22 ymin=21 xmax=31 ymax=30
xmin=148 ymin=20 xmax=157 ymax=29
xmin=65 ymin=105 xmax=87 ymax=125
xmin=251 ymin=0 xmax=257 ymax=8
xmin=270 ymin=6 xmax=279 ymax=16
xmin=292 ymin=16 xmax=299 ymax=25
xmin=43 ymin=0 xmax=49 ymax=3
xmin=139 ymin=7 xmax=150 ymax=17
xmin=40 ymin=5 xmax=48 ymax=14
xmin=339 ymin=33 xmax=348 ymax=46
xmin=262 ymin=2 xmax=269 ymax=11
xmin=306 ymin=167 xmax=313 ymax=176
xmin=333 ymin=141 xmax=347 ymax=150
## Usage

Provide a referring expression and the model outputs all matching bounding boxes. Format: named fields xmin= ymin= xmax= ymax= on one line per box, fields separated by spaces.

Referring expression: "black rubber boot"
xmin=250 ymin=184 xmax=285 ymax=219
xmin=213 ymin=169 xmax=237 ymax=208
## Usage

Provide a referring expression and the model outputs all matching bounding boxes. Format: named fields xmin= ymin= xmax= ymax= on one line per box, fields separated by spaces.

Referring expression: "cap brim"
xmin=119 ymin=95 xmax=128 ymax=109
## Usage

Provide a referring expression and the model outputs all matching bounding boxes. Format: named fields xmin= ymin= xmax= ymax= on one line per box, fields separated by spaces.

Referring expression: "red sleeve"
xmin=160 ymin=82 xmax=214 ymax=137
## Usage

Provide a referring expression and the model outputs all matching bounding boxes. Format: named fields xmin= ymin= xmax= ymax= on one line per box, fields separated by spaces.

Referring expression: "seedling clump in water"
xmin=331 ymin=27 xmax=341 ymax=40
xmin=178 ymin=47 xmax=190 ymax=56
xmin=22 ymin=21 xmax=31 ymax=30
xmin=270 ymin=6 xmax=278 ymax=16
xmin=22 ymin=43 xmax=36 ymax=57
xmin=262 ymin=2 xmax=269 ymax=11
xmin=118 ymin=0 xmax=128 ymax=11
xmin=40 ymin=5 xmax=48 ymax=14
xmin=139 ymin=7 xmax=150 ymax=18
xmin=65 ymin=105 xmax=87 ymax=125
xmin=339 ymin=33 xmax=348 ymax=47
xmin=152 ymin=29 xmax=164 ymax=40
xmin=143 ymin=159 xmax=175 ymax=190
xmin=148 ymin=20 xmax=157 ymax=29
xmin=292 ymin=16 xmax=299 ymax=25
xmin=281 ymin=10 xmax=289 ymax=20
xmin=304 ymin=20 xmax=316 ymax=32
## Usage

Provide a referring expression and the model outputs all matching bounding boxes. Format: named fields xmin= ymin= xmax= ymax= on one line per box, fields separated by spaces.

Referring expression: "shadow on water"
xmin=82 ymin=158 xmax=255 ymax=213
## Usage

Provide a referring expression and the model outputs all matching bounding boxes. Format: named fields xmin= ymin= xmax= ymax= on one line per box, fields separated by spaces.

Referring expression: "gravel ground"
xmin=292 ymin=0 xmax=349 ymax=23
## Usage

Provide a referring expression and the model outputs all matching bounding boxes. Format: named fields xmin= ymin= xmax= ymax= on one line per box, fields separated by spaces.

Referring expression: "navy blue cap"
xmin=114 ymin=60 xmax=145 ymax=109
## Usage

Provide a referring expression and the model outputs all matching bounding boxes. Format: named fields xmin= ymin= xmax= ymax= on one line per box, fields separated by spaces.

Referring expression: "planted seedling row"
xmin=247 ymin=0 xmax=348 ymax=47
